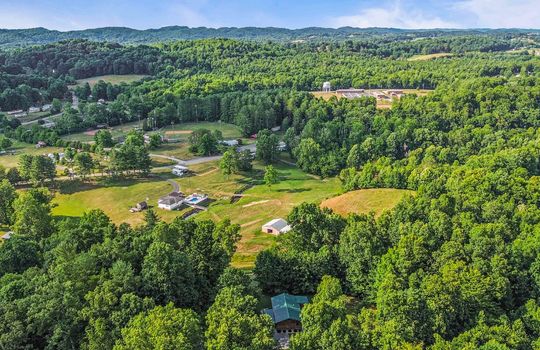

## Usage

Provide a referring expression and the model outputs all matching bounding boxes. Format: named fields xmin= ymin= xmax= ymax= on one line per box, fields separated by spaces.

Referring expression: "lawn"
xmin=176 ymin=161 xmax=342 ymax=268
xmin=50 ymin=161 xmax=412 ymax=269
xmin=52 ymin=176 xmax=183 ymax=226
xmin=0 ymin=141 xmax=63 ymax=169
xmin=408 ymin=53 xmax=454 ymax=61
xmin=61 ymin=121 xmax=244 ymax=147
xmin=50 ymin=160 xmax=342 ymax=269
xmin=73 ymin=74 xmax=149 ymax=88
xmin=321 ymin=188 xmax=415 ymax=217
xmin=159 ymin=122 xmax=243 ymax=140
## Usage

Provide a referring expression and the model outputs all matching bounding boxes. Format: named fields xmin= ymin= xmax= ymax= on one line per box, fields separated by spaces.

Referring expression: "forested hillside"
xmin=1 ymin=26 xmax=539 ymax=48
xmin=2 ymin=32 xmax=540 ymax=349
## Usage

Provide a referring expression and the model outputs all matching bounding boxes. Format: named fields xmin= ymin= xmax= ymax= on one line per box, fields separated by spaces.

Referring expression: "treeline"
xmin=0 ymin=185 xmax=277 ymax=348
xmin=2 ymin=36 xmax=539 ymax=112
xmin=0 ymin=40 xmax=160 ymax=111
xmin=1 ymin=26 xmax=538 ymax=47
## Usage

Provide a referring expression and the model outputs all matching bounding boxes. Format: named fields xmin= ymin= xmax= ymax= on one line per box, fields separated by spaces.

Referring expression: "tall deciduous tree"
xmin=205 ymin=286 xmax=276 ymax=350
xmin=114 ymin=304 xmax=203 ymax=350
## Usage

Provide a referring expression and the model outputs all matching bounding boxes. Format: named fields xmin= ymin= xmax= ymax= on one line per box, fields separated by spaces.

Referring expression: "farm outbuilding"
xmin=322 ymin=81 xmax=331 ymax=92
xmin=262 ymin=219 xmax=291 ymax=235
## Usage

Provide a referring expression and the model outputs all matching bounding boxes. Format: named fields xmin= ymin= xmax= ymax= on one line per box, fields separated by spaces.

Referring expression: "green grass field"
xmin=73 ymin=74 xmax=149 ymax=88
xmin=408 ymin=53 xmax=454 ymax=61
xmin=62 ymin=121 xmax=243 ymax=145
xmin=50 ymin=159 xmax=411 ymax=269
xmin=52 ymin=176 xmax=182 ymax=226
xmin=0 ymin=141 xmax=63 ymax=169
xmin=321 ymin=188 xmax=415 ymax=218
xmin=51 ymin=160 xmax=341 ymax=268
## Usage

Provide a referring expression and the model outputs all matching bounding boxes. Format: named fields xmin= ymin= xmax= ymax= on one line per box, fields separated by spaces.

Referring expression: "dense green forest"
xmin=2 ymin=31 xmax=540 ymax=349
xmin=2 ymin=26 xmax=539 ymax=47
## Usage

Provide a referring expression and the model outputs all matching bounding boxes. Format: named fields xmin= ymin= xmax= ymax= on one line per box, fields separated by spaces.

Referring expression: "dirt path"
xmin=242 ymin=200 xmax=270 ymax=208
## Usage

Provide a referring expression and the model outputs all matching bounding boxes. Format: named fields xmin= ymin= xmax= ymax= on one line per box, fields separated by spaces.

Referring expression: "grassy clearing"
xmin=52 ymin=176 xmax=182 ymax=226
xmin=321 ymin=188 xmax=414 ymax=217
xmin=178 ymin=161 xmax=341 ymax=268
xmin=408 ymin=53 xmax=454 ymax=61
xmin=61 ymin=121 xmax=243 ymax=146
xmin=0 ymin=141 xmax=63 ymax=169
xmin=312 ymin=88 xmax=432 ymax=108
xmin=50 ymin=159 xmax=411 ymax=269
xmin=160 ymin=122 xmax=243 ymax=140
xmin=51 ymin=160 xmax=341 ymax=269
xmin=73 ymin=74 xmax=149 ymax=88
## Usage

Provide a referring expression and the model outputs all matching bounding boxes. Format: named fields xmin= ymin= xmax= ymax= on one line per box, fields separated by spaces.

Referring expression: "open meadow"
xmin=311 ymin=88 xmax=432 ymax=108
xmin=407 ymin=52 xmax=454 ymax=61
xmin=50 ymin=159 xmax=410 ymax=269
xmin=72 ymin=74 xmax=149 ymax=88
xmin=321 ymin=188 xmax=415 ymax=217
xmin=0 ymin=141 xmax=63 ymax=169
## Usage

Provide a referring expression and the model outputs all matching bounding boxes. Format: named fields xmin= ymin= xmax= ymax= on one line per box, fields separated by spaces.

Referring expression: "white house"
xmin=172 ymin=165 xmax=189 ymax=177
xmin=29 ymin=107 xmax=40 ymax=113
xmin=158 ymin=192 xmax=185 ymax=211
xmin=262 ymin=219 xmax=291 ymax=235
xmin=277 ymin=141 xmax=287 ymax=152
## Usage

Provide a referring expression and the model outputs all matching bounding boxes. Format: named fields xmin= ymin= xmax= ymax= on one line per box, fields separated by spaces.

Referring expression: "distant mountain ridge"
xmin=1 ymin=26 xmax=539 ymax=48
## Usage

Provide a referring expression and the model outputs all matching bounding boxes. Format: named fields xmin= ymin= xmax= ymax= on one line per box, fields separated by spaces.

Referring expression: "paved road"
xmin=150 ymin=143 xmax=257 ymax=167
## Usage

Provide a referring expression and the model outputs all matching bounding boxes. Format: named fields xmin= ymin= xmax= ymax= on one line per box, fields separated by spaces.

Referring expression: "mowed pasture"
xmin=61 ymin=121 xmax=244 ymax=146
xmin=312 ymin=88 xmax=432 ymax=108
xmin=321 ymin=188 xmax=415 ymax=218
xmin=407 ymin=52 xmax=454 ymax=61
xmin=0 ymin=141 xmax=63 ymax=169
xmin=73 ymin=74 xmax=149 ymax=88
xmin=50 ymin=160 xmax=341 ymax=268
xmin=52 ymin=176 xmax=183 ymax=226
xmin=50 ymin=158 xmax=410 ymax=269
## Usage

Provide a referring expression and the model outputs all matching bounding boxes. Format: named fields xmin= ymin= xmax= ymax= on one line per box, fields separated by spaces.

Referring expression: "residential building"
xmin=263 ymin=293 xmax=309 ymax=348
xmin=158 ymin=192 xmax=185 ymax=211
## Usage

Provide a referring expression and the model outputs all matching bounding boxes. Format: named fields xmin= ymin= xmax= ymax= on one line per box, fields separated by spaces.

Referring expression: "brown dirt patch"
xmin=165 ymin=130 xmax=193 ymax=135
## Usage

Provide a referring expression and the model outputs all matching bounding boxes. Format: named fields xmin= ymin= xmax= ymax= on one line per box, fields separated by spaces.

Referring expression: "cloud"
xmin=454 ymin=0 xmax=540 ymax=28
xmin=329 ymin=1 xmax=458 ymax=29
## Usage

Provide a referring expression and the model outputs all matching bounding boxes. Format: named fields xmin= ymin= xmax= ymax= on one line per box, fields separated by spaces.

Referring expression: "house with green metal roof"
xmin=263 ymin=293 xmax=309 ymax=334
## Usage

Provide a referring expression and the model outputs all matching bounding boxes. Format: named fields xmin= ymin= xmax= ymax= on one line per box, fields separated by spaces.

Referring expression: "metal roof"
xmin=263 ymin=218 xmax=289 ymax=231
xmin=263 ymin=293 xmax=308 ymax=324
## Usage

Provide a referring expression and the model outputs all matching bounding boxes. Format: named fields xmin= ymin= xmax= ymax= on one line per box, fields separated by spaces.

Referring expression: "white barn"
xmin=262 ymin=219 xmax=291 ymax=235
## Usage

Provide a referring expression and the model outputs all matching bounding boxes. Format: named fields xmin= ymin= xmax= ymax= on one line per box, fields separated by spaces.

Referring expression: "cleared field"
xmin=62 ymin=121 xmax=243 ymax=145
xmin=52 ymin=176 xmax=183 ymax=226
xmin=51 ymin=160 xmax=411 ymax=269
xmin=159 ymin=122 xmax=243 ymax=140
xmin=179 ymin=162 xmax=341 ymax=268
xmin=312 ymin=88 xmax=432 ymax=108
xmin=73 ymin=74 xmax=149 ymax=88
xmin=408 ymin=53 xmax=454 ymax=61
xmin=321 ymin=188 xmax=414 ymax=217
xmin=0 ymin=141 xmax=63 ymax=169
xmin=51 ymin=160 xmax=342 ymax=269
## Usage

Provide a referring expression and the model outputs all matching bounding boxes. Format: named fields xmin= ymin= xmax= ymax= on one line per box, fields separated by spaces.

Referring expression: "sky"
xmin=1 ymin=0 xmax=540 ymax=31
